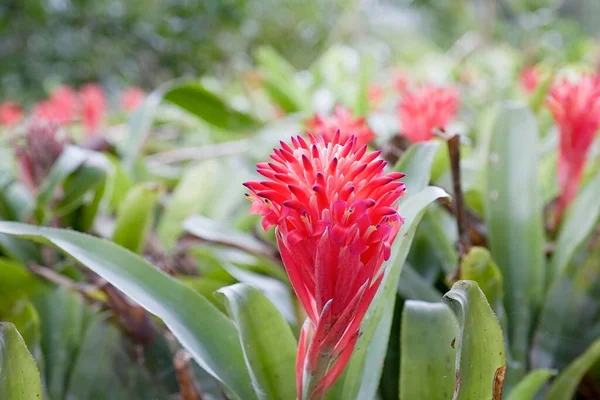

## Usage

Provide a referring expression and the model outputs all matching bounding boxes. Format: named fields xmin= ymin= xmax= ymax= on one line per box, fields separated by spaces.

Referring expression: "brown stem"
xmin=443 ymin=132 xmax=472 ymax=258
xmin=174 ymin=350 xmax=204 ymax=400
xmin=29 ymin=264 xmax=105 ymax=304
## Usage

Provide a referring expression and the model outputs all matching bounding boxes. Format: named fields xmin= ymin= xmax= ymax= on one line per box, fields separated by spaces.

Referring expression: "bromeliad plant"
xmin=2 ymin=39 xmax=600 ymax=400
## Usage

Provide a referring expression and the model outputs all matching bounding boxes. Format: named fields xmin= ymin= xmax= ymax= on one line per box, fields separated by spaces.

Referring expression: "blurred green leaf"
xmin=459 ymin=246 xmax=504 ymax=316
xmin=505 ymin=369 xmax=554 ymax=400
xmin=549 ymin=168 xmax=600 ymax=283
xmin=394 ymin=140 xmax=441 ymax=194
xmin=400 ymin=301 xmax=457 ymax=400
xmin=484 ymin=103 xmax=545 ymax=369
xmin=398 ymin=263 xmax=442 ymax=302
xmin=353 ymin=55 xmax=372 ymax=116
xmin=255 ymin=47 xmax=311 ymax=113
xmin=0 ymin=221 xmax=258 ymax=400
xmin=164 ymin=82 xmax=259 ymax=131
xmin=547 ymin=338 xmax=600 ymax=400
xmin=0 ymin=258 xmax=46 ymax=306
xmin=33 ymin=288 xmax=86 ymax=400
xmin=112 ymin=183 xmax=163 ymax=254
xmin=218 ymin=283 xmax=297 ymax=400
xmin=442 ymin=280 xmax=506 ymax=400
xmin=0 ymin=322 xmax=42 ymax=399
xmin=54 ymin=165 xmax=107 ymax=217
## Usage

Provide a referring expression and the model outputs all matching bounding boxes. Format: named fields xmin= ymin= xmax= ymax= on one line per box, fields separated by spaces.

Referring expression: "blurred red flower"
xmin=244 ymin=133 xmax=405 ymax=399
xmin=0 ymin=102 xmax=23 ymax=126
xmin=397 ymin=84 xmax=459 ymax=142
xmin=547 ymin=74 xmax=600 ymax=222
xmin=368 ymin=83 xmax=384 ymax=109
xmin=306 ymin=105 xmax=376 ymax=147
xmin=520 ymin=65 xmax=540 ymax=93
xmin=121 ymin=87 xmax=145 ymax=112
xmin=34 ymin=85 xmax=78 ymax=125
xmin=80 ymin=84 xmax=107 ymax=136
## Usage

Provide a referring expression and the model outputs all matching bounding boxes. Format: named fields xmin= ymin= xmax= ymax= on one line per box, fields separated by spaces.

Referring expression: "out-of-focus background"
xmin=1 ymin=0 xmax=598 ymax=102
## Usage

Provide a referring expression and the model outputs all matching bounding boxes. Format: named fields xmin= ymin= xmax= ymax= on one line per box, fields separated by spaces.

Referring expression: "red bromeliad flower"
xmin=0 ymin=102 xmax=23 ymax=127
xmin=520 ymin=65 xmax=540 ymax=93
xmin=244 ymin=133 xmax=406 ymax=399
xmin=547 ymin=74 xmax=600 ymax=222
xmin=368 ymin=83 xmax=384 ymax=109
xmin=80 ymin=84 xmax=107 ymax=136
xmin=306 ymin=106 xmax=376 ymax=147
xmin=121 ymin=87 xmax=145 ymax=112
xmin=397 ymin=85 xmax=459 ymax=143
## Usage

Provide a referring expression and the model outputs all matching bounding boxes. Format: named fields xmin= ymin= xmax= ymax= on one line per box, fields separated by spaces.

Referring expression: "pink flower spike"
xmin=80 ymin=83 xmax=107 ymax=136
xmin=397 ymin=84 xmax=460 ymax=143
xmin=244 ymin=133 xmax=406 ymax=398
xmin=547 ymin=74 xmax=600 ymax=223
xmin=0 ymin=102 xmax=23 ymax=127
xmin=306 ymin=105 xmax=376 ymax=147
xmin=520 ymin=65 xmax=540 ymax=93
xmin=121 ymin=87 xmax=145 ymax=112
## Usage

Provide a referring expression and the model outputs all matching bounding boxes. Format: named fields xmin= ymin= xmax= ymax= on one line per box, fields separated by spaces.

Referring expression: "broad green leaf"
xmin=0 ymin=322 xmax=42 ymax=399
xmin=33 ymin=288 xmax=86 ymax=400
xmin=54 ymin=164 xmax=106 ymax=216
xmin=505 ymin=369 xmax=554 ymax=400
xmin=442 ymin=280 xmax=506 ymax=400
xmin=156 ymin=163 xmax=213 ymax=249
xmin=398 ymin=264 xmax=442 ymax=302
xmin=549 ymin=168 xmax=600 ymax=283
xmin=400 ymin=301 xmax=457 ymax=400
xmin=484 ymin=103 xmax=545 ymax=368
xmin=112 ymin=183 xmax=163 ymax=253
xmin=547 ymin=338 xmax=600 ymax=400
xmin=0 ymin=301 xmax=41 ymax=359
xmin=333 ymin=186 xmax=450 ymax=399
xmin=0 ymin=221 xmax=257 ymax=400
xmin=218 ymin=284 xmax=297 ymax=400
xmin=164 ymin=82 xmax=259 ymax=131
xmin=66 ymin=313 xmax=171 ymax=399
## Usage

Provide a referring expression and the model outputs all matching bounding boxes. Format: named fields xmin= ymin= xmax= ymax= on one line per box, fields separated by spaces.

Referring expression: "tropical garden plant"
xmin=2 ymin=8 xmax=600 ymax=400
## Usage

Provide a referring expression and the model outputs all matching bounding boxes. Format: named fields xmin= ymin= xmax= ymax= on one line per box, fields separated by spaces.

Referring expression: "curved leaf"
xmin=400 ymin=301 xmax=457 ymax=400
xmin=112 ymin=183 xmax=163 ymax=253
xmin=484 ymin=103 xmax=545 ymax=368
xmin=505 ymin=369 xmax=554 ymax=400
xmin=218 ymin=283 xmax=296 ymax=400
xmin=546 ymin=338 xmax=600 ymax=400
xmin=0 ymin=221 xmax=257 ymax=400
xmin=442 ymin=280 xmax=506 ymax=400
xmin=164 ymin=82 xmax=259 ymax=131
xmin=0 ymin=322 xmax=42 ymax=400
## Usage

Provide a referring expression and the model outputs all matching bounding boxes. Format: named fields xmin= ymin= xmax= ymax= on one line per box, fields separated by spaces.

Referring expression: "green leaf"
xmin=112 ymin=183 xmax=163 ymax=253
xmin=333 ymin=186 xmax=450 ymax=399
xmin=398 ymin=263 xmax=442 ymax=302
xmin=459 ymin=247 xmax=504 ymax=319
xmin=33 ymin=288 xmax=86 ymax=400
xmin=400 ymin=301 xmax=457 ymax=400
xmin=442 ymin=280 xmax=506 ymax=400
xmin=156 ymin=164 xmax=213 ymax=249
xmin=505 ymin=369 xmax=554 ymax=400
xmin=394 ymin=140 xmax=441 ymax=195
xmin=184 ymin=215 xmax=275 ymax=259
xmin=255 ymin=47 xmax=310 ymax=113
xmin=0 ymin=221 xmax=257 ymax=400
xmin=353 ymin=55 xmax=372 ymax=116
xmin=218 ymin=284 xmax=297 ymax=400
xmin=164 ymin=82 xmax=259 ymax=131
xmin=122 ymin=84 xmax=169 ymax=170
xmin=546 ymin=338 xmax=600 ymax=400
xmin=484 ymin=103 xmax=545 ymax=368
xmin=0 ymin=322 xmax=42 ymax=399
xmin=549 ymin=168 xmax=600 ymax=283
